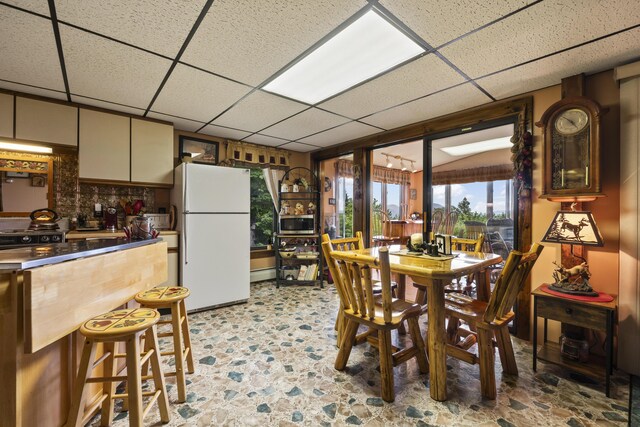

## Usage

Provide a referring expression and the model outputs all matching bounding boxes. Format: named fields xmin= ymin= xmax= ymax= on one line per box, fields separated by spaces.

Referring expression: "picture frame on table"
xmin=179 ymin=136 xmax=219 ymax=165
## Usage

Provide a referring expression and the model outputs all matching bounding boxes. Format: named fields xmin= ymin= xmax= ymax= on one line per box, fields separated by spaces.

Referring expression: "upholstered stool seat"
xmin=66 ymin=308 xmax=170 ymax=427
xmin=135 ymin=286 xmax=195 ymax=403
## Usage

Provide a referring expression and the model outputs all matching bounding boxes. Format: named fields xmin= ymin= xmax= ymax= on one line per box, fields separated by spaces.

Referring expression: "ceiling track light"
xmin=385 ymin=154 xmax=393 ymax=168
xmin=400 ymin=160 xmax=407 ymax=171
xmin=381 ymin=152 xmax=417 ymax=172
xmin=411 ymin=161 xmax=418 ymax=173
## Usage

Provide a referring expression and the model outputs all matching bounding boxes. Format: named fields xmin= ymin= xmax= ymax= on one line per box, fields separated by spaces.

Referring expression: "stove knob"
xmin=21 ymin=235 xmax=32 ymax=243
xmin=51 ymin=235 xmax=61 ymax=242
xmin=41 ymin=235 xmax=50 ymax=242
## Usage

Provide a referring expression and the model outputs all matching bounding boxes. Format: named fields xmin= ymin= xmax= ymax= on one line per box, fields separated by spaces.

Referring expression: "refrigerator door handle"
xmin=184 ymin=213 xmax=188 ymax=265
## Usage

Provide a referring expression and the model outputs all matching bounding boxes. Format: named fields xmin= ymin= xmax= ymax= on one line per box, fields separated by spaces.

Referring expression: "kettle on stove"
xmin=28 ymin=208 xmax=60 ymax=231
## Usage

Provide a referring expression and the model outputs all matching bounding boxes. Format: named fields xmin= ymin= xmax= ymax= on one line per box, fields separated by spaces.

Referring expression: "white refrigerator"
xmin=172 ymin=163 xmax=250 ymax=312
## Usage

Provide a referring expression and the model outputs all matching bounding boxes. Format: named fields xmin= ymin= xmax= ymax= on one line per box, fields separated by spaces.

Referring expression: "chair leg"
xmin=100 ymin=342 xmax=117 ymax=427
xmin=379 ymin=329 xmax=395 ymax=402
xmin=125 ymin=334 xmax=144 ymax=427
xmin=146 ymin=326 xmax=171 ymax=423
xmin=446 ymin=316 xmax=460 ymax=344
xmin=495 ymin=325 xmax=518 ymax=375
xmin=65 ymin=338 xmax=97 ymax=427
xmin=407 ymin=317 xmax=429 ymax=374
xmin=477 ymin=327 xmax=497 ymax=400
xmin=179 ymin=299 xmax=195 ymax=374
xmin=334 ymin=319 xmax=358 ymax=370
xmin=335 ymin=311 xmax=344 ymax=348
xmin=171 ymin=301 xmax=187 ymax=403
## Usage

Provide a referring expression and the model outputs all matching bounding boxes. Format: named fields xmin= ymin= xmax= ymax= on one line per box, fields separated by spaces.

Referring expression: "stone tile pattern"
xmin=88 ymin=281 xmax=629 ymax=427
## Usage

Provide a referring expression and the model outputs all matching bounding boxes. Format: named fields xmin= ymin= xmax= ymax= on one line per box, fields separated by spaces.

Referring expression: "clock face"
xmin=554 ymin=108 xmax=589 ymax=135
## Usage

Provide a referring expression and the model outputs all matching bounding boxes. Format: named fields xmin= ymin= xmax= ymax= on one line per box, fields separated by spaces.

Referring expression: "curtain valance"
xmin=223 ymin=140 xmax=290 ymax=169
xmin=372 ymin=165 xmax=411 ymax=185
xmin=432 ymin=164 xmax=513 ymax=185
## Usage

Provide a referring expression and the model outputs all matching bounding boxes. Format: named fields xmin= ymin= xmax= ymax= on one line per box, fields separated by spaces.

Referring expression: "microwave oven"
xmin=279 ymin=215 xmax=315 ymax=235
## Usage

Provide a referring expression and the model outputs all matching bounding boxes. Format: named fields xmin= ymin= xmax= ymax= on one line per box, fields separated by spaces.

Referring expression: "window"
xmin=249 ymin=169 xmax=275 ymax=248
xmin=372 ymin=181 xmax=405 ymax=220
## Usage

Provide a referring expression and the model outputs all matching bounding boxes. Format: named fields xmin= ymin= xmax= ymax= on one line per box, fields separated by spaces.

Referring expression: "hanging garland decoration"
xmin=511 ymin=130 xmax=533 ymax=197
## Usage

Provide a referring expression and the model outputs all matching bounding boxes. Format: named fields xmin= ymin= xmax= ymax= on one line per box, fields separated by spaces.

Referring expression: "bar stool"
xmin=135 ymin=286 xmax=195 ymax=403
xmin=66 ymin=308 xmax=170 ymax=427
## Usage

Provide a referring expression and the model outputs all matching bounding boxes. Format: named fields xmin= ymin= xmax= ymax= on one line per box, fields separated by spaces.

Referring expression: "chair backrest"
xmin=442 ymin=211 xmax=458 ymax=234
xmin=464 ymin=220 xmax=488 ymax=238
xmin=431 ymin=209 xmax=444 ymax=234
xmin=371 ymin=210 xmax=392 ymax=238
xmin=322 ymin=231 xmax=365 ymax=252
xmin=483 ymin=243 xmax=544 ymax=323
xmin=326 ymin=245 xmax=394 ymax=323
xmin=451 ymin=234 xmax=484 ymax=253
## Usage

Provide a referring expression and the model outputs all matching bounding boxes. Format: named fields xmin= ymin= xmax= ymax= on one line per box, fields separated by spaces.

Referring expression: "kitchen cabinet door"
xmin=131 ymin=118 xmax=173 ymax=186
xmin=15 ymin=97 xmax=78 ymax=146
xmin=79 ymin=109 xmax=130 ymax=181
xmin=0 ymin=93 xmax=13 ymax=138
xmin=161 ymin=251 xmax=179 ymax=286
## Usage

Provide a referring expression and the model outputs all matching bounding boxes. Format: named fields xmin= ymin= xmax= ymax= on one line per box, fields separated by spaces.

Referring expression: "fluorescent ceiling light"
xmin=0 ymin=141 xmax=52 ymax=153
xmin=440 ymin=136 xmax=512 ymax=157
xmin=263 ymin=9 xmax=424 ymax=104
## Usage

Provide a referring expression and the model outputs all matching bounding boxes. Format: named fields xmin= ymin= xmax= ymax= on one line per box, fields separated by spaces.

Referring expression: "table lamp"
xmin=541 ymin=209 xmax=603 ymax=296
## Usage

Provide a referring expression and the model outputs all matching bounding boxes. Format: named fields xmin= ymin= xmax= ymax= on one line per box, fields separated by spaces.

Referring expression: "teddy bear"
xmin=307 ymin=202 xmax=316 ymax=214
xmin=294 ymin=202 xmax=305 ymax=215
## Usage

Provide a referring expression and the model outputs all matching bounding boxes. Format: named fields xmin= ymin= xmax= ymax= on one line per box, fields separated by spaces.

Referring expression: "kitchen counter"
xmin=66 ymin=229 xmax=178 ymax=239
xmin=0 ymin=237 xmax=161 ymax=270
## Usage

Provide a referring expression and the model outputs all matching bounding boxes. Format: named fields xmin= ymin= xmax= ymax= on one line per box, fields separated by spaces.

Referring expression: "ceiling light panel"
xmin=56 ymin=0 xmax=208 ymax=57
xmin=146 ymin=112 xmax=206 ymax=133
xmin=152 ymin=64 xmax=250 ymax=123
xmin=181 ymin=1 xmax=363 ymax=86
xmin=0 ymin=7 xmax=65 ymax=91
xmin=73 ymin=95 xmax=145 ymax=116
xmin=60 ymin=25 xmax=171 ymax=109
xmin=242 ymin=134 xmax=290 ymax=147
xmin=379 ymin=0 xmax=529 ymax=47
xmin=319 ymin=54 xmax=463 ymax=119
xmin=201 ymin=124 xmax=252 ymax=141
xmin=440 ymin=0 xmax=640 ymax=79
xmin=2 ymin=0 xmax=50 ymax=16
xmin=440 ymin=136 xmax=513 ymax=156
xmin=477 ymin=27 xmax=640 ymax=100
xmin=261 ymin=108 xmax=350 ymax=141
xmin=263 ymin=10 xmax=425 ymax=104
xmin=361 ymin=83 xmax=491 ymax=130
xmin=278 ymin=142 xmax=320 ymax=153
xmin=212 ymin=90 xmax=308 ymax=132
xmin=297 ymin=121 xmax=380 ymax=147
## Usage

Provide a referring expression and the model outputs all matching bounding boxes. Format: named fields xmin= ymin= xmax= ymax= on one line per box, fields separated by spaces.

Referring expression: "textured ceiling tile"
xmin=361 ymin=83 xmax=491 ymax=130
xmin=260 ymin=108 xmax=350 ymax=140
xmin=60 ymin=25 xmax=171 ymax=109
xmin=0 ymin=7 xmax=64 ymax=91
xmin=379 ymin=0 xmax=530 ymax=47
xmin=440 ymin=0 xmax=640 ymax=78
xmin=181 ymin=0 xmax=365 ymax=86
xmin=319 ymin=54 xmax=464 ymax=119
xmin=212 ymin=90 xmax=308 ymax=132
xmin=2 ymin=0 xmax=50 ymax=16
xmin=478 ymin=28 xmax=640 ymax=100
xmin=0 ymin=80 xmax=67 ymax=100
xmin=55 ymin=0 xmax=207 ymax=57
xmin=298 ymin=121 xmax=380 ymax=147
xmin=73 ymin=95 xmax=145 ymax=116
xmin=147 ymin=112 xmax=205 ymax=132
xmin=278 ymin=142 xmax=319 ymax=152
xmin=201 ymin=124 xmax=252 ymax=140
xmin=242 ymin=134 xmax=290 ymax=147
xmin=152 ymin=64 xmax=251 ymax=123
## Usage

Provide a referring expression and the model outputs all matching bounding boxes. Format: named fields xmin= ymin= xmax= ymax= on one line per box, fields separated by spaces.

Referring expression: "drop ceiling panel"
xmin=152 ymin=64 xmax=250 ymax=123
xmin=278 ymin=142 xmax=319 ymax=153
xmin=212 ymin=90 xmax=308 ymax=132
xmin=319 ymin=54 xmax=464 ymax=119
xmin=55 ymin=0 xmax=207 ymax=58
xmin=440 ymin=0 xmax=640 ymax=79
xmin=147 ymin=112 xmax=205 ymax=132
xmin=73 ymin=95 xmax=145 ymax=116
xmin=478 ymin=28 xmax=640 ymax=100
xmin=298 ymin=121 xmax=380 ymax=147
xmin=242 ymin=133 xmax=290 ymax=147
xmin=201 ymin=124 xmax=252 ymax=141
xmin=181 ymin=0 xmax=365 ymax=86
xmin=0 ymin=7 xmax=65 ymax=91
xmin=2 ymin=0 xmax=50 ymax=16
xmin=379 ymin=0 xmax=530 ymax=47
xmin=361 ymin=83 xmax=491 ymax=130
xmin=60 ymin=25 xmax=171 ymax=109
xmin=260 ymin=108 xmax=350 ymax=141
xmin=0 ymin=80 xmax=67 ymax=100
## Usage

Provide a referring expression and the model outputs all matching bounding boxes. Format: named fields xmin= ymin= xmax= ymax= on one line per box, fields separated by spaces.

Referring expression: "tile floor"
xmin=91 ymin=281 xmax=629 ymax=426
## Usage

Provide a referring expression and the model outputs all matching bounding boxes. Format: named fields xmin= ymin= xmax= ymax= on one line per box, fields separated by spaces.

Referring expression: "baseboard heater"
xmin=250 ymin=268 xmax=276 ymax=283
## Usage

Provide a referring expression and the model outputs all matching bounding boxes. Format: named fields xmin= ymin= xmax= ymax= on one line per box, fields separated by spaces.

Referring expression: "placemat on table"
xmin=390 ymin=249 xmax=457 ymax=261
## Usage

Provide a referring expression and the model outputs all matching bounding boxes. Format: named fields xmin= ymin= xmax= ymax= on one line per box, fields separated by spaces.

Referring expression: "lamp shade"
xmin=541 ymin=210 xmax=604 ymax=246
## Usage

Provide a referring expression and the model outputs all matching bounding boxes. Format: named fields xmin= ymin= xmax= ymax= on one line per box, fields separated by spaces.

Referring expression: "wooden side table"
xmin=532 ymin=286 xmax=616 ymax=397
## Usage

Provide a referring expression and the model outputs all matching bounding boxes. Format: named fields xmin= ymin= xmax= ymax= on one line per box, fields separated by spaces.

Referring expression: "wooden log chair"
xmin=371 ymin=210 xmax=400 ymax=246
xmin=431 ymin=209 xmax=444 ymax=235
xmin=444 ymin=234 xmax=486 ymax=297
xmin=325 ymin=244 xmax=429 ymax=402
xmin=321 ymin=232 xmax=400 ymax=347
xmin=444 ymin=243 xmax=544 ymax=399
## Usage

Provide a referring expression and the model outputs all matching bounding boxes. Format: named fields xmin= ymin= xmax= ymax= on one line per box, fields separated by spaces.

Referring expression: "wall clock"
xmin=535 ymin=96 xmax=607 ymax=202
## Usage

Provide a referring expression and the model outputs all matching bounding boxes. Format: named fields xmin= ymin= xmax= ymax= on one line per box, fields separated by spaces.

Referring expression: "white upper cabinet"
xmin=131 ymin=118 xmax=173 ymax=185
xmin=0 ymin=93 xmax=13 ymax=138
xmin=15 ymin=97 xmax=78 ymax=146
xmin=79 ymin=109 xmax=130 ymax=181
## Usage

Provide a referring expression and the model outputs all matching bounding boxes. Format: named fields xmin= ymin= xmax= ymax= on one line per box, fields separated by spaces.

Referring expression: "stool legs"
xmin=100 ymin=342 xmax=118 ymax=427
xmin=125 ymin=335 xmax=144 ymax=426
xmin=171 ymin=301 xmax=187 ymax=402
xmin=146 ymin=325 xmax=171 ymax=423
xmin=66 ymin=339 xmax=98 ymax=427
xmin=180 ymin=299 xmax=195 ymax=374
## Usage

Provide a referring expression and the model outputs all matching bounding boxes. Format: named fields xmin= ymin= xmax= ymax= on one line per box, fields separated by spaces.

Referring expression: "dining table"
xmin=359 ymin=245 xmax=503 ymax=401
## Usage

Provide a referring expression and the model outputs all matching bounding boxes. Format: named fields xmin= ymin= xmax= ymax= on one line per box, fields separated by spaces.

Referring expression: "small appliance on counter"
xmin=124 ymin=213 xmax=171 ymax=230
xmin=104 ymin=207 xmax=118 ymax=231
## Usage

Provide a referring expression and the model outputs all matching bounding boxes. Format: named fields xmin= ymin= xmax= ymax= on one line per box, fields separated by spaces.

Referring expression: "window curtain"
xmin=224 ymin=140 xmax=290 ymax=169
xmin=372 ymin=165 xmax=411 ymax=185
xmin=335 ymin=159 xmax=354 ymax=178
xmin=262 ymin=168 xmax=285 ymax=211
xmin=432 ymin=164 xmax=513 ymax=185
